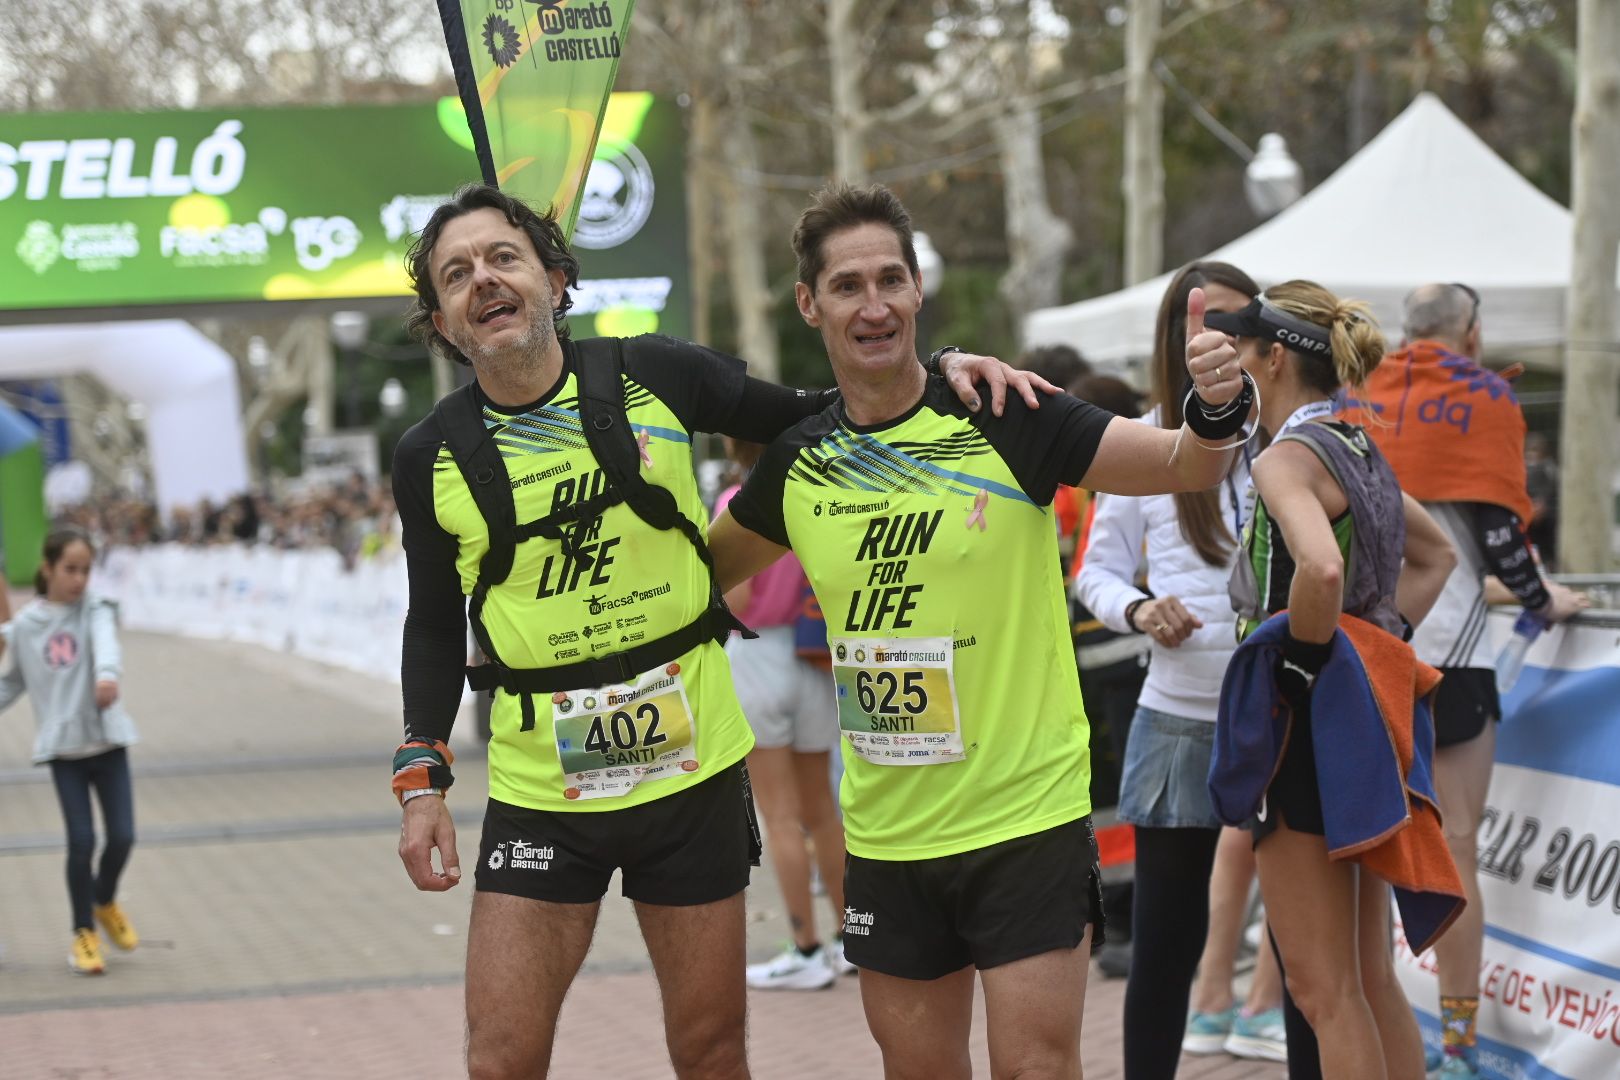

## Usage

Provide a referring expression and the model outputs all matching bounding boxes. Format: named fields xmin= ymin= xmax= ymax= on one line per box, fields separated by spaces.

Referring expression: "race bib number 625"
xmin=831 ymin=636 xmax=964 ymax=766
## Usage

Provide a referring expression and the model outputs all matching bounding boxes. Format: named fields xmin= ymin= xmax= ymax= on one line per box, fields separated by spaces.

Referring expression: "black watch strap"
xmin=926 ymin=345 xmax=963 ymax=376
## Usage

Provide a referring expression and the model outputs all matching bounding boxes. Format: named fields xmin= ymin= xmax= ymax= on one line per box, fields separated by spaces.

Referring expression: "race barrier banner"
xmin=1396 ymin=609 xmax=1620 ymax=1080
xmin=97 ymin=545 xmax=410 ymax=686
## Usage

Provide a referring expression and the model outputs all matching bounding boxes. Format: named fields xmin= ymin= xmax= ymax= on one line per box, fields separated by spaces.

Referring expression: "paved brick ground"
xmin=0 ymin=628 xmax=1285 ymax=1078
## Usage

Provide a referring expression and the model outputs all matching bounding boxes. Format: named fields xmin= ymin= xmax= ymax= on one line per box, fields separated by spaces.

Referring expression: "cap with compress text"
xmin=1204 ymin=295 xmax=1333 ymax=359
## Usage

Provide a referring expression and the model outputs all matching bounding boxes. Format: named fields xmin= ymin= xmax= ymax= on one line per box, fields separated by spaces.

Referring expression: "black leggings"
xmin=49 ymin=747 xmax=136 ymax=932
xmin=1122 ymin=826 xmax=1220 ymax=1079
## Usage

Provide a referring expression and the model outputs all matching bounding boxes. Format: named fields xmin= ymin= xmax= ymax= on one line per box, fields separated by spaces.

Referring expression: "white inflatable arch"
xmin=0 ymin=320 xmax=248 ymax=513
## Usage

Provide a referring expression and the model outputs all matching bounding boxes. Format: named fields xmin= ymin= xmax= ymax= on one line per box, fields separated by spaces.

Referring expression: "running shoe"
xmin=1224 ymin=1007 xmax=1286 ymax=1062
xmin=69 ymin=928 xmax=105 ymax=975
xmin=828 ymin=937 xmax=857 ymax=976
xmin=94 ymin=901 xmax=139 ymax=951
xmin=746 ymin=945 xmax=836 ymax=990
xmin=1432 ymin=1056 xmax=1480 ymax=1080
xmin=1182 ymin=1007 xmax=1236 ymax=1055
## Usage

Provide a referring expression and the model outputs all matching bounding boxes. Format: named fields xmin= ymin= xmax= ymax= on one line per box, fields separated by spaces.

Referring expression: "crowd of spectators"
xmin=55 ymin=472 xmax=400 ymax=564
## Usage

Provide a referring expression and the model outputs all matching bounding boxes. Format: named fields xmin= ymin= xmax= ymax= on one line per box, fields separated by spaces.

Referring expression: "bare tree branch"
xmin=1160 ymin=0 xmax=1256 ymax=42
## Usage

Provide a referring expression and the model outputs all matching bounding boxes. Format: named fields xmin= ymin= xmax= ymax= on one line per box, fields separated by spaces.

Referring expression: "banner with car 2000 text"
xmin=437 ymin=0 xmax=635 ymax=238
xmin=1396 ymin=611 xmax=1620 ymax=1080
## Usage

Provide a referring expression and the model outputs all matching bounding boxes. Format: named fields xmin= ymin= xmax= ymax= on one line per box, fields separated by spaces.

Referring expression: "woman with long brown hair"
xmin=1077 ymin=262 xmax=1285 ymax=1076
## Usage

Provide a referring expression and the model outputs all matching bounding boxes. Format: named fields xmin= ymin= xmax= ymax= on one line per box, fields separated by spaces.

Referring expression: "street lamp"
xmin=378 ymin=378 xmax=408 ymax=420
xmin=330 ymin=311 xmax=370 ymax=430
xmin=1244 ymin=133 xmax=1303 ymax=219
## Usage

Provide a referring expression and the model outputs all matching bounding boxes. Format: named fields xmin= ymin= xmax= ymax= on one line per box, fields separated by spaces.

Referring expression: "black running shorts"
xmin=475 ymin=761 xmax=761 ymax=906
xmin=841 ymin=815 xmax=1105 ymax=981
xmin=1432 ymin=667 xmax=1500 ymax=748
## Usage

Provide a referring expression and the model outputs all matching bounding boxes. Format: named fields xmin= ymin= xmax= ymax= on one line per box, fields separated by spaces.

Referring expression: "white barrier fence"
xmin=98 ymin=544 xmax=409 ymax=685
xmin=1397 ymin=609 xmax=1620 ymax=1080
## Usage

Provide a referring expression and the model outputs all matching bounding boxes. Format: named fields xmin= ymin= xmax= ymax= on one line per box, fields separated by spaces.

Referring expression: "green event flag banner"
xmin=437 ymin=0 xmax=637 ymax=238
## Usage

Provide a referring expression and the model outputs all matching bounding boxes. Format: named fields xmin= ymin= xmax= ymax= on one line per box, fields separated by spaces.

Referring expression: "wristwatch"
xmin=401 ymin=787 xmax=444 ymax=803
xmin=925 ymin=345 xmax=963 ymax=376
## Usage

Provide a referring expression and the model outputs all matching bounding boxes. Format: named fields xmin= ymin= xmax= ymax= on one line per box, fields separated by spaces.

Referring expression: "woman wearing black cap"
xmin=1193 ymin=280 xmax=1459 ymax=1080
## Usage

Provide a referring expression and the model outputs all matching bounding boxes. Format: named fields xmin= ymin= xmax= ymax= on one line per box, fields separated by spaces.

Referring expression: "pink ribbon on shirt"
xmin=965 ymin=488 xmax=989 ymax=531
xmin=636 ymin=429 xmax=653 ymax=468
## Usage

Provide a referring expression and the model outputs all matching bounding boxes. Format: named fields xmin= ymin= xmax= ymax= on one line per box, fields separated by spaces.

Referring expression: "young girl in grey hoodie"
xmin=0 ymin=527 xmax=140 ymax=975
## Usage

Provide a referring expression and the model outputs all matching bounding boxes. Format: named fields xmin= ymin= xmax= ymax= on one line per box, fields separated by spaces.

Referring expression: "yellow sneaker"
xmin=69 ymin=928 xmax=105 ymax=975
xmin=94 ymin=902 xmax=139 ymax=951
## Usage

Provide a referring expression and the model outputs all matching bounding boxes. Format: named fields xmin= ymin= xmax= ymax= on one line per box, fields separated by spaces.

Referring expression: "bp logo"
xmin=583 ymin=696 xmax=598 ymax=711
xmin=854 ymin=648 xmax=867 ymax=663
xmin=16 ymin=221 xmax=60 ymax=275
xmin=487 ymin=846 xmax=505 ymax=870
xmin=574 ymin=137 xmax=654 ymax=250
xmin=482 ymin=12 xmax=521 ymax=68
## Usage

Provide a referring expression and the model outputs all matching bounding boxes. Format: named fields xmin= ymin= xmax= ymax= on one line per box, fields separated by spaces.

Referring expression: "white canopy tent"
xmin=0 ymin=320 xmax=248 ymax=513
xmin=1025 ymin=93 xmax=1596 ymax=367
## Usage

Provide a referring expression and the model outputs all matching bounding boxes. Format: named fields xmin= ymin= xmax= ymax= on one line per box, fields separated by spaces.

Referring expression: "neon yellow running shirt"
xmin=729 ymin=378 xmax=1114 ymax=859
xmin=393 ymin=336 xmax=755 ymax=813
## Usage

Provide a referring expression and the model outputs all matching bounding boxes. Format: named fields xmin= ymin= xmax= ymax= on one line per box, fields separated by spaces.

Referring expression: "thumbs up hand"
xmin=1185 ymin=287 xmax=1242 ymax=408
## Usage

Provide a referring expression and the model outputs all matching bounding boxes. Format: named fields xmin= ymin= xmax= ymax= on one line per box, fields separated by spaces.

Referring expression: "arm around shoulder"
xmin=710 ymin=511 xmax=791 ymax=595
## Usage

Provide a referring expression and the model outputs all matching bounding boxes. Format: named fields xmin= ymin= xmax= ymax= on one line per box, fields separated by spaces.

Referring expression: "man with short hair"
xmin=1351 ymin=282 xmax=1586 ymax=1080
xmin=709 ymin=182 xmax=1249 ymax=1078
xmin=388 ymin=182 xmax=1045 ymax=1079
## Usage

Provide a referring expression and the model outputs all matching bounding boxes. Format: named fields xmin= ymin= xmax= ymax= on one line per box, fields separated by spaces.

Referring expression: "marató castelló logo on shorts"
xmin=488 ymin=841 xmax=555 ymax=872
xmin=843 ymin=907 xmax=875 ymax=936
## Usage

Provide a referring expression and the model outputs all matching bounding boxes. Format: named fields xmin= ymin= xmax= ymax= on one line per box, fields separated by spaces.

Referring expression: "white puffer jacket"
xmin=1074 ymin=411 xmax=1253 ymax=722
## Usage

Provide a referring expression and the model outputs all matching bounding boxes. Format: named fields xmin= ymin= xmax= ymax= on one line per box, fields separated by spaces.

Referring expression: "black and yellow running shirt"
xmin=393 ymin=335 xmax=831 ymax=814
xmin=728 ymin=378 xmax=1114 ymax=860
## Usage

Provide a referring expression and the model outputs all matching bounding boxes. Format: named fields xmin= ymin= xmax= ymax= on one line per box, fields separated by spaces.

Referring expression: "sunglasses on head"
xmin=1452 ymin=282 xmax=1480 ymax=330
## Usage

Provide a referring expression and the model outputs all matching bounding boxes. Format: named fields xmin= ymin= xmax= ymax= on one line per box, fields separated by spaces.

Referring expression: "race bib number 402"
xmin=553 ymin=664 xmax=698 ymax=800
xmin=831 ymin=636 xmax=964 ymax=765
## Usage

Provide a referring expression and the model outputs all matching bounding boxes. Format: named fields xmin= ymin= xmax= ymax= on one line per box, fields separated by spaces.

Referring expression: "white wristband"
xmin=401 ymin=787 xmax=444 ymax=803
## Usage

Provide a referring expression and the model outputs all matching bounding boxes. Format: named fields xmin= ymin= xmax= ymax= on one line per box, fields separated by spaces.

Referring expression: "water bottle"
xmin=1495 ymin=609 xmax=1548 ymax=693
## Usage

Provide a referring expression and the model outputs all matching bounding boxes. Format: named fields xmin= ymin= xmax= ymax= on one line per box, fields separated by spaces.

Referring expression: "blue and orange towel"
xmin=1339 ymin=340 xmax=1531 ymax=523
xmin=1211 ymin=611 xmax=1465 ymax=954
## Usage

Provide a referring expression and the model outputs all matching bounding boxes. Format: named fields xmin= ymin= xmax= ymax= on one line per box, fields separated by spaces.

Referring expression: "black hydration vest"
xmin=432 ymin=337 xmax=753 ymax=731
